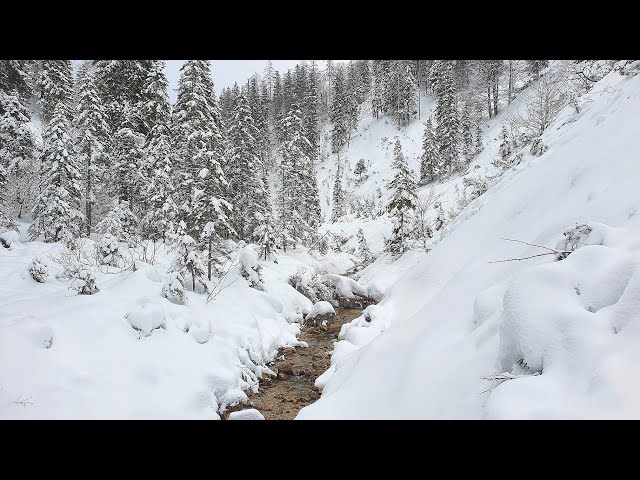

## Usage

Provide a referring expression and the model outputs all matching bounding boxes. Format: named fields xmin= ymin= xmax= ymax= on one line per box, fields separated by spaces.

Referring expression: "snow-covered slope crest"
xmin=298 ymin=69 xmax=640 ymax=419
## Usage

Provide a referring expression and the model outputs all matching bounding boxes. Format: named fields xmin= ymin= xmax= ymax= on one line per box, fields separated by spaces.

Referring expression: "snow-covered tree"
xmin=431 ymin=60 xmax=459 ymax=176
xmin=498 ymin=125 xmax=511 ymax=162
xmin=475 ymin=122 xmax=484 ymax=155
xmin=330 ymin=68 xmax=349 ymax=154
xmin=331 ymin=158 xmax=345 ymax=221
xmin=172 ymin=60 xmax=232 ymax=243
xmin=75 ymin=71 xmax=110 ymax=235
xmin=386 ymin=139 xmax=417 ymax=255
xmin=419 ymin=116 xmax=439 ymax=185
xmin=95 ymin=199 xmax=138 ymax=243
xmin=30 ymin=256 xmax=49 ymax=283
xmin=30 ymin=104 xmax=83 ymax=244
xmin=354 ymin=158 xmax=367 ymax=182
xmin=0 ymin=90 xmax=35 ymax=172
xmin=356 ymin=228 xmax=373 ymax=265
xmin=40 ymin=60 xmax=74 ymax=123
xmin=170 ymin=233 xmax=208 ymax=293
xmin=226 ymin=92 xmax=268 ymax=241
xmin=254 ymin=210 xmax=278 ymax=261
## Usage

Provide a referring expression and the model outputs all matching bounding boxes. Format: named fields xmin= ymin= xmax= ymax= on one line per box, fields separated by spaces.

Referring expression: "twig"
xmin=11 ymin=394 xmax=35 ymax=407
xmin=488 ymin=252 xmax=556 ymax=263
xmin=499 ymin=237 xmax=560 ymax=254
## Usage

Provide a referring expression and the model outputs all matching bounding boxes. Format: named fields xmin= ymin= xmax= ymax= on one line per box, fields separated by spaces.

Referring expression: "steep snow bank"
xmin=298 ymin=70 xmax=640 ymax=419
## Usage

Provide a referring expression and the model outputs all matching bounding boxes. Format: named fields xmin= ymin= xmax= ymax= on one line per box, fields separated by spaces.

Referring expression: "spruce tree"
xmin=75 ymin=71 xmax=110 ymax=235
xmin=30 ymin=104 xmax=83 ymax=244
xmin=331 ymin=158 xmax=345 ymax=221
xmin=40 ymin=60 xmax=74 ymax=123
xmin=0 ymin=61 xmax=32 ymax=103
xmin=461 ymin=101 xmax=474 ymax=166
xmin=330 ymin=68 xmax=349 ymax=154
xmin=172 ymin=60 xmax=232 ymax=242
xmin=419 ymin=116 xmax=439 ymax=185
xmin=139 ymin=61 xmax=174 ymax=241
xmin=0 ymin=91 xmax=35 ymax=173
xmin=227 ymin=92 xmax=267 ymax=241
xmin=386 ymin=139 xmax=417 ymax=255
xmin=431 ymin=60 xmax=459 ymax=176
xmin=475 ymin=122 xmax=484 ymax=155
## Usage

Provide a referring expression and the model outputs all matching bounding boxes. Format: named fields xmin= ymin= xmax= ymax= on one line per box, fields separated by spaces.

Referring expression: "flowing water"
xmin=223 ymin=308 xmax=363 ymax=420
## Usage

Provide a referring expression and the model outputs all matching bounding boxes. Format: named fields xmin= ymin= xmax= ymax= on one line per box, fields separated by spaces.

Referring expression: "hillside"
xmin=298 ymin=68 xmax=640 ymax=419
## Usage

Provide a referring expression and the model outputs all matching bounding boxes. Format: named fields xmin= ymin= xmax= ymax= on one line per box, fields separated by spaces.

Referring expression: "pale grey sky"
xmin=165 ymin=60 xmax=306 ymax=102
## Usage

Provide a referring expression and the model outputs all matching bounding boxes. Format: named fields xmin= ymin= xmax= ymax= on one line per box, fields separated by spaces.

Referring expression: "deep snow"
xmin=299 ymin=68 xmax=640 ymax=419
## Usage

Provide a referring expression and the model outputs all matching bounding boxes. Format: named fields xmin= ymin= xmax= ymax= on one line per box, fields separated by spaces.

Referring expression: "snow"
xmin=298 ymin=69 xmax=640 ymax=419
xmin=0 ymin=230 xmax=20 ymax=248
xmin=228 ymin=408 xmax=265 ymax=420
xmin=0 ymin=223 xmax=350 ymax=419
xmin=308 ymin=301 xmax=335 ymax=319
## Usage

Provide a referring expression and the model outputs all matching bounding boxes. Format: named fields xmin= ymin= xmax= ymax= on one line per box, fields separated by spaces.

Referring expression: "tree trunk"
xmin=486 ymin=85 xmax=492 ymax=119
xmin=492 ymin=80 xmax=499 ymax=117
xmin=86 ymin=156 xmax=92 ymax=236
xmin=508 ymin=61 xmax=514 ymax=105
xmin=191 ymin=266 xmax=196 ymax=292
xmin=207 ymin=237 xmax=212 ymax=280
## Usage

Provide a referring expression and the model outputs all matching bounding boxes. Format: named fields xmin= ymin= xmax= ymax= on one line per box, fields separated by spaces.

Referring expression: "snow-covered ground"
xmin=0 ymin=222 xmax=355 ymax=419
xmin=299 ymin=69 xmax=640 ymax=419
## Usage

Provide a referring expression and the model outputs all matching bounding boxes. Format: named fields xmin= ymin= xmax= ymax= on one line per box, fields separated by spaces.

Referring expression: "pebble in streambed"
xmin=222 ymin=308 xmax=363 ymax=420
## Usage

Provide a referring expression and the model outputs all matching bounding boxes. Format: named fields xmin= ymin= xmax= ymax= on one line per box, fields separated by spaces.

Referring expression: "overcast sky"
xmin=165 ymin=60 xmax=306 ymax=102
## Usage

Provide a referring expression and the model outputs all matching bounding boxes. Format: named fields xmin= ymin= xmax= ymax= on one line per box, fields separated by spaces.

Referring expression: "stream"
xmin=222 ymin=308 xmax=363 ymax=420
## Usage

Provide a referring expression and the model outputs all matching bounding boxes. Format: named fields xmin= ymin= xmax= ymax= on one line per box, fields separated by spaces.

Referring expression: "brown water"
xmin=222 ymin=308 xmax=363 ymax=420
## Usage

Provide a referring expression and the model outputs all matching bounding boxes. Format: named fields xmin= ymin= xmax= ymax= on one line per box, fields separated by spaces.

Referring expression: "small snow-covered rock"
xmin=0 ymin=230 xmax=19 ymax=249
xmin=228 ymin=409 xmax=265 ymax=420
xmin=306 ymin=301 xmax=336 ymax=326
xmin=126 ymin=303 xmax=166 ymax=337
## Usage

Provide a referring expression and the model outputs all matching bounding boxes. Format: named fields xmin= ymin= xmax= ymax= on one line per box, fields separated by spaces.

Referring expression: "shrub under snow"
xmin=162 ymin=271 xmax=187 ymax=304
xmin=70 ymin=264 xmax=99 ymax=295
xmin=29 ymin=256 xmax=49 ymax=283
xmin=96 ymin=234 xmax=121 ymax=266
xmin=239 ymin=245 xmax=264 ymax=290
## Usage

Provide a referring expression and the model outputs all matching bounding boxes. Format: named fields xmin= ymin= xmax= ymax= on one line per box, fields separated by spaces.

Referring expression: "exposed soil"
xmin=222 ymin=308 xmax=363 ymax=420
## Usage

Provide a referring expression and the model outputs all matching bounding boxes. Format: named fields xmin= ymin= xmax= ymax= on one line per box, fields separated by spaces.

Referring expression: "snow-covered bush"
xmin=530 ymin=138 xmax=549 ymax=157
xmin=162 ymin=271 xmax=186 ymax=304
xmin=289 ymin=267 xmax=333 ymax=304
xmin=356 ymin=228 xmax=374 ymax=265
xmin=239 ymin=245 xmax=264 ymax=290
xmin=95 ymin=234 xmax=121 ymax=266
xmin=29 ymin=256 xmax=49 ymax=283
xmin=555 ymin=223 xmax=594 ymax=260
xmin=0 ymin=229 xmax=19 ymax=249
xmin=69 ymin=263 xmax=99 ymax=295
xmin=169 ymin=234 xmax=208 ymax=294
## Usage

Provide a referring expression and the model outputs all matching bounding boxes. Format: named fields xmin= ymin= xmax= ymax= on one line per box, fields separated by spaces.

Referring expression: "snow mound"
xmin=308 ymin=301 xmax=335 ymax=318
xmin=228 ymin=408 xmax=265 ymax=420
xmin=0 ymin=230 xmax=20 ymax=249
xmin=125 ymin=301 xmax=166 ymax=338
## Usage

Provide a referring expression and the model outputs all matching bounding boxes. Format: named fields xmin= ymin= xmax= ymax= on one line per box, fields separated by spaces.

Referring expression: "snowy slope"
xmin=298 ymin=69 xmax=640 ymax=419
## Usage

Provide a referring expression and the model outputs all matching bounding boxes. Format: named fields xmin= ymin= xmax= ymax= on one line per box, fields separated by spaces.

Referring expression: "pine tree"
xmin=354 ymin=158 xmax=367 ymax=182
xmin=254 ymin=210 xmax=278 ymax=261
xmin=331 ymin=158 xmax=345 ymax=221
xmin=93 ymin=60 xmax=152 ymax=134
xmin=330 ymin=68 xmax=349 ymax=154
xmin=227 ymin=92 xmax=268 ymax=241
xmin=431 ymin=60 xmax=459 ymax=176
xmin=461 ymin=101 xmax=474 ymax=166
xmin=475 ymin=122 xmax=484 ymax=155
xmin=386 ymin=139 xmax=417 ymax=255
xmin=527 ymin=60 xmax=548 ymax=82
xmin=498 ymin=125 xmax=511 ymax=162
xmin=138 ymin=61 xmax=174 ymax=240
xmin=0 ymin=90 xmax=35 ymax=173
xmin=304 ymin=61 xmax=321 ymax=167
xmin=0 ymin=61 xmax=32 ymax=102
xmin=172 ymin=60 xmax=232 ymax=243
xmin=30 ymin=104 xmax=83 ymax=244
xmin=276 ymin=104 xmax=314 ymax=245
xmin=419 ymin=116 xmax=439 ymax=185
xmin=40 ymin=60 xmax=74 ymax=123
xmin=356 ymin=228 xmax=373 ymax=265
xmin=75 ymin=71 xmax=110 ymax=235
